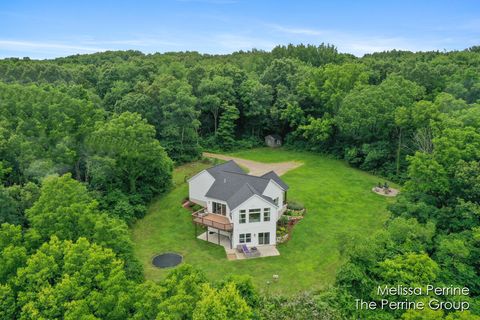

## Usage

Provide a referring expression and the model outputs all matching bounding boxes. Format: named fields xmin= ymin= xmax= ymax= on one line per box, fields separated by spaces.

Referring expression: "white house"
xmin=188 ymin=160 xmax=288 ymax=248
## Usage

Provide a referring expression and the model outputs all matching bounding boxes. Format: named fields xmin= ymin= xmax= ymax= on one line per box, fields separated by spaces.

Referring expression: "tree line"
xmin=0 ymin=44 xmax=479 ymax=318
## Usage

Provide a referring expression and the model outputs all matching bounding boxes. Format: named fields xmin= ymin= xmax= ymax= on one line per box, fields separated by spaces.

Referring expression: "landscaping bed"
xmin=276 ymin=202 xmax=306 ymax=244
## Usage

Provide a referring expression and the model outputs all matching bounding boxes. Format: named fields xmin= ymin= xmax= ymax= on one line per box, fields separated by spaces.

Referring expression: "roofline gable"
xmin=187 ymin=169 xmax=214 ymax=183
xmin=229 ymin=193 xmax=278 ymax=212
xmin=265 ymin=178 xmax=285 ymax=191
xmin=262 ymin=170 xmax=289 ymax=190
xmin=204 ymin=195 xmax=227 ymax=204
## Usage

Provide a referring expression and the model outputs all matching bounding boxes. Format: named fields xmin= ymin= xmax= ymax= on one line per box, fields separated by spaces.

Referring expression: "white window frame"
xmin=259 ymin=232 xmax=270 ymax=245
xmin=263 ymin=208 xmax=271 ymax=222
xmin=212 ymin=201 xmax=226 ymax=215
xmin=239 ymin=210 xmax=246 ymax=224
xmin=239 ymin=233 xmax=251 ymax=243
xmin=248 ymin=208 xmax=261 ymax=223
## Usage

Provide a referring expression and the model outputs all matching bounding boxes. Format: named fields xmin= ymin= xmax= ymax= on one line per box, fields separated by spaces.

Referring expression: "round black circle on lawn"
xmin=152 ymin=253 xmax=183 ymax=268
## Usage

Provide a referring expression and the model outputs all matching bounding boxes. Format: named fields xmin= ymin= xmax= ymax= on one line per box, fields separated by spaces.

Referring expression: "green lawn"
xmin=131 ymin=148 xmax=397 ymax=295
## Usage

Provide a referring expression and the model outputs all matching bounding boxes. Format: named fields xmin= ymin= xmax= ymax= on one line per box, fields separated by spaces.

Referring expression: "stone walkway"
xmin=203 ymin=152 xmax=302 ymax=176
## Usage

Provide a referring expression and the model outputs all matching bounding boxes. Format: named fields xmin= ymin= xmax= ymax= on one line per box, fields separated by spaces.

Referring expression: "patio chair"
xmin=241 ymin=244 xmax=254 ymax=258
xmin=250 ymin=246 xmax=261 ymax=257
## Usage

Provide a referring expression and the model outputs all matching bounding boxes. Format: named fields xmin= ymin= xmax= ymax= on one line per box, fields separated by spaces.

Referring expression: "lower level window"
xmin=259 ymin=232 xmax=270 ymax=245
xmin=239 ymin=233 xmax=251 ymax=243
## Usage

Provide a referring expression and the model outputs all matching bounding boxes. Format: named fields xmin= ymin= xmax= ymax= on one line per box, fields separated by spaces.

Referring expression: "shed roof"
xmin=266 ymin=134 xmax=282 ymax=140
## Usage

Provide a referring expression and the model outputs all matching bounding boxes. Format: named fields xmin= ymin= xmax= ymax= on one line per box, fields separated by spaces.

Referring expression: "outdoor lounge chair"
xmin=241 ymin=244 xmax=254 ymax=257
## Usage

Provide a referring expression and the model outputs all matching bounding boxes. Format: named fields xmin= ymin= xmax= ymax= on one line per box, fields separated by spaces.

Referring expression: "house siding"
xmin=231 ymin=195 xmax=277 ymax=247
xmin=188 ymin=170 xmax=215 ymax=206
xmin=262 ymin=180 xmax=284 ymax=209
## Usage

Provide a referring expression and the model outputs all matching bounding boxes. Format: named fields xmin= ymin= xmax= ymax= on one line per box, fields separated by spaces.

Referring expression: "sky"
xmin=0 ymin=0 xmax=479 ymax=59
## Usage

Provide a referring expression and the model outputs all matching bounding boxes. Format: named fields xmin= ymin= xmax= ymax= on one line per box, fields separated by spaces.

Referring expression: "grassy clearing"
xmin=131 ymin=148 xmax=397 ymax=295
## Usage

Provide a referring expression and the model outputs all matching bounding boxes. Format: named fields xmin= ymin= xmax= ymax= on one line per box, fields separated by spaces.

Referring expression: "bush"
xmin=278 ymin=215 xmax=289 ymax=227
xmin=276 ymin=226 xmax=288 ymax=237
xmin=344 ymin=147 xmax=363 ymax=166
xmin=235 ymin=136 xmax=263 ymax=149
xmin=360 ymin=142 xmax=390 ymax=172
xmin=98 ymin=189 xmax=146 ymax=225
xmin=259 ymin=291 xmax=340 ymax=320
xmin=287 ymin=201 xmax=304 ymax=211
xmin=200 ymin=157 xmax=215 ymax=165
xmin=286 ymin=209 xmax=303 ymax=217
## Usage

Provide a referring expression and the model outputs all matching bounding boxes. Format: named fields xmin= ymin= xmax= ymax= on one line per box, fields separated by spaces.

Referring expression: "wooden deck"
xmin=192 ymin=209 xmax=233 ymax=231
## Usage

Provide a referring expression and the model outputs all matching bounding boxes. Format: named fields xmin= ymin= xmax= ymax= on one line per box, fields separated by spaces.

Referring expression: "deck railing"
xmin=192 ymin=208 xmax=233 ymax=231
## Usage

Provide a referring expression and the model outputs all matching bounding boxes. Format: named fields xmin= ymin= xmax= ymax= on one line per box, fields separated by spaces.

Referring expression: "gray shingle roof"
xmin=261 ymin=171 xmax=289 ymax=190
xmin=206 ymin=160 xmax=244 ymax=176
xmin=203 ymin=160 xmax=287 ymax=210
xmin=226 ymin=183 xmax=276 ymax=210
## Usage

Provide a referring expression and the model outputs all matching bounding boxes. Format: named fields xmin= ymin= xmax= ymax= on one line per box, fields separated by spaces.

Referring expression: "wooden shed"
xmin=265 ymin=134 xmax=282 ymax=148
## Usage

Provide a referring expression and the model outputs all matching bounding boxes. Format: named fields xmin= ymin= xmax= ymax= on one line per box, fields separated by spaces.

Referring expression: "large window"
xmin=239 ymin=233 xmax=251 ymax=243
xmin=263 ymin=208 xmax=270 ymax=222
xmin=239 ymin=210 xmax=246 ymax=224
xmin=248 ymin=208 xmax=261 ymax=222
xmin=212 ymin=202 xmax=226 ymax=215
xmin=259 ymin=232 xmax=270 ymax=245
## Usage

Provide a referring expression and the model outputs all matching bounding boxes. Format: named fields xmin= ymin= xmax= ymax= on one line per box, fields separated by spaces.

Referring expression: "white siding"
xmin=188 ymin=170 xmax=215 ymax=206
xmin=231 ymin=195 xmax=277 ymax=247
xmin=262 ymin=180 xmax=284 ymax=206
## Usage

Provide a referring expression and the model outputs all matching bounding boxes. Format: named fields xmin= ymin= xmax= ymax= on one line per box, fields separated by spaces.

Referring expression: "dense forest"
xmin=0 ymin=44 xmax=479 ymax=319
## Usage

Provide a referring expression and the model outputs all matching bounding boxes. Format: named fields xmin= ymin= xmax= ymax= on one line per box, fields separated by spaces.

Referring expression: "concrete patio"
xmin=197 ymin=231 xmax=232 ymax=248
xmin=197 ymin=231 xmax=280 ymax=260
xmin=226 ymin=245 xmax=280 ymax=260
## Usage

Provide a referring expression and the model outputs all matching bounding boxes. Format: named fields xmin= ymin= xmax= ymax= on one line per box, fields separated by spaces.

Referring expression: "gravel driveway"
xmin=203 ymin=152 xmax=303 ymax=176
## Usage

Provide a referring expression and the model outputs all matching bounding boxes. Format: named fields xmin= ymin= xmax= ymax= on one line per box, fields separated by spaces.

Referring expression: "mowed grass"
xmin=131 ymin=148 xmax=397 ymax=295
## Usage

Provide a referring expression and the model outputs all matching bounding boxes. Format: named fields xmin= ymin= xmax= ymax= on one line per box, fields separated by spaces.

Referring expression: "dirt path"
xmin=203 ymin=152 xmax=303 ymax=176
